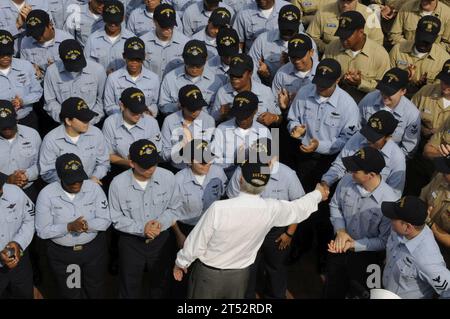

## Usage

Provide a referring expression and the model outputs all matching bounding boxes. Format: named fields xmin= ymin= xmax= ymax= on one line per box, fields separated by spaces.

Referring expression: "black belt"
xmin=119 ymin=230 xmax=166 ymax=244
xmin=198 ymin=260 xmax=246 ymax=272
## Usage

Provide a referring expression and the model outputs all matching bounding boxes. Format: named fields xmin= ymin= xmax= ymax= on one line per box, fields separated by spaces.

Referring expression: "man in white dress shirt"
xmin=173 ymin=161 xmax=329 ymax=299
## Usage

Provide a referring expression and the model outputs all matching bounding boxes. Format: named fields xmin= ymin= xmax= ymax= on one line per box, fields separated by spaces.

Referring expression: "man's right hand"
xmin=67 ymin=216 xmax=87 ymax=233
xmin=7 ymin=170 xmax=28 ymax=188
xmin=439 ymin=143 xmax=450 ymax=157
xmin=144 ymin=220 xmax=161 ymax=239
xmin=335 ymin=230 xmax=353 ymax=253
xmin=315 ymin=183 xmax=330 ymax=201
xmin=290 ymin=125 xmax=306 ymax=139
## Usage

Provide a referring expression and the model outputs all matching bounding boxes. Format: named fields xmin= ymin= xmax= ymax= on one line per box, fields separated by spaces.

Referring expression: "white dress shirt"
xmin=175 ymin=190 xmax=322 ymax=269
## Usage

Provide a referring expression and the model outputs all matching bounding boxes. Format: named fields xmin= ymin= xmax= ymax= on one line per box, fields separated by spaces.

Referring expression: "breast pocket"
xmin=396 ymin=258 xmax=417 ymax=283
xmin=83 ymin=201 xmax=96 ymax=220
xmin=303 ymin=104 xmax=316 ymax=121
xmin=153 ymin=192 xmax=169 ymax=210
xmin=5 ymin=206 xmax=21 ymax=223
xmin=324 ymin=114 xmax=341 ymax=128
xmin=59 ymin=83 xmax=72 ymax=100
xmin=89 ymin=47 xmax=105 ymax=62
xmin=323 ymin=24 xmax=338 ymax=43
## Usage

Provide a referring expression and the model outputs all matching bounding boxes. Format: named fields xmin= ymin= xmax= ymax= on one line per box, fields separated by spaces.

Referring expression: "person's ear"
xmin=119 ymin=102 xmax=125 ymax=112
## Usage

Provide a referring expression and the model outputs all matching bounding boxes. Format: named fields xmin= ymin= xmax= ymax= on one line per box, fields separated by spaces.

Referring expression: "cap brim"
xmin=134 ymin=154 xmax=162 ymax=169
xmin=128 ymin=103 xmax=147 ymax=114
xmin=183 ymin=99 xmax=207 ymax=112
xmin=61 ymin=170 xmax=88 ymax=185
xmin=156 ymin=19 xmax=177 ymax=28
xmin=312 ymin=76 xmax=336 ymax=89
xmin=360 ymin=125 xmax=384 ymax=143
xmin=26 ymin=26 xmax=45 ymax=39
xmin=124 ymin=51 xmax=145 ymax=60
xmin=335 ymin=28 xmax=354 ymax=40
xmin=0 ymin=118 xmax=17 ymax=130
xmin=288 ymin=49 xmax=308 ymax=59
xmin=103 ymin=16 xmax=124 ymax=24
xmin=416 ymin=31 xmax=437 ymax=44
xmin=381 ymin=202 xmax=400 ymax=220
xmin=75 ymin=109 xmax=98 ymax=122
xmin=342 ymin=156 xmax=361 ymax=172
xmin=228 ymin=67 xmax=247 ymax=77
xmin=433 ymin=157 xmax=450 ymax=174
xmin=217 ymin=45 xmax=239 ymax=57
xmin=63 ymin=55 xmax=87 ymax=72
xmin=184 ymin=56 xmax=207 ymax=67
xmin=376 ymin=82 xmax=399 ymax=97
xmin=279 ymin=21 xmax=300 ymax=32
xmin=0 ymin=46 xmax=14 ymax=56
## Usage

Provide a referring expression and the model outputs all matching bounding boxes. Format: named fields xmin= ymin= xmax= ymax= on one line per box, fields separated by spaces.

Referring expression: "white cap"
xmin=370 ymin=289 xmax=401 ymax=299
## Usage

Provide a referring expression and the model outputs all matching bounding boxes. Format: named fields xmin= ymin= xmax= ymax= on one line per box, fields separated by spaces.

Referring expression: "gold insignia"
xmin=231 ymin=56 xmax=244 ymax=65
xmin=76 ymin=100 xmax=88 ymax=110
xmin=139 ymin=144 xmax=156 ymax=156
xmin=0 ymin=35 xmax=12 ymax=45
xmin=128 ymin=41 xmax=143 ymax=50
xmin=161 ymin=8 xmax=174 ymax=18
xmin=106 ymin=5 xmax=120 ymax=14
xmin=339 ymin=16 xmax=352 ymax=28
xmin=282 ymin=11 xmax=298 ymax=21
xmin=399 ymin=197 xmax=406 ymax=208
xmin=187 ymin=89 xmax=201 ymax=99
xmin=355 ymin=149 xmax=365 ymax=160
xmin=27 ymin=17 xmax=41 ymax=27
xmin=319 ymin=66 xmax=333 ymax=75
xmin=64 ymin=160 xmax=82 ymax=171
xmin=187 ymin=46 xmax=203 ymax=56
xmin=131 ymin=92 xmax=144 ymax=102
xmin=195 ymin=141 xmax=208 ymax=150
xmin=0 ymin=108 xmax=12 ymax=118
xmin=65 ymin=49 xmax=81 ymax=60
xmin=220 ymin=36 xmax=235 ymax=46
xmin=235 ymin=97 xmax=250 ymax=107
xmin=290 ymin=38 xmax=304 ymax=48
xmin=386 ymin=73 xmax=399 ymax=83
xmin=217 ymin=10 xmax=229 ymax=18
xmin=370 ymin=117 xmax=383 ymax=130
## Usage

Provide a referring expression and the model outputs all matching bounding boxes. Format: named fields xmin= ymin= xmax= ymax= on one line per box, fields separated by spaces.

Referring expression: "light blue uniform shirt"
xmin=210 ymin=118 xmax=272 ymax=171
xmin=0 ymin=58 xmax=43 ymax=120
xmin=211 ymin=81 xmax=280 ymax=122
xmin=383 ymin=226 xmax=450 ymax=299
xmin=232 ymin=0 xmax=291 ymax=51
xmin=84 ymin=28 xmax=135 ymax=73
xmin=63 ymin=2 xmax=105 ymax=45
xmin=20 ymin=29 xmax=73 ymax=73
xmin=359 ymin=90 xmax=421 ymax=158
xmin=126 ymin=4 xmax=182 ymax=37
xmin=287 ymin=83 xmax=360 ymax=155
xmin=109 ymin=167 xmax=182 ymax=233
xmin=0 ymin=184 xmax=34 ymax=266
xmin=175 ymin=164 xmax=227 ymax=225
xmin=39 ymin=124 xmax=110 ymax=183
xmin=102 ymin=113 xmax=162 ymax=159
xmin=141 ymin=29 xmax=189 ymax=80
xmin=0 ymin=124 xmax=42 ymax=188
xmin=272 ymin=58 xmax=318 ymax=98
xmin=192 ymin=28 xmax=218 ymax=60
xmin=35 ymin=179 xmax=110 ymax=247
xmin=43 ymin=60 xmax=106 ymax=124
xmin=48 ymin=0 xmax=68 ymax=29
xmin=161 ymin=110 xmax=215 ymax=169
xmin=104 ymin=66 xmax=160 ymax=116
xmin=162 ymin=0 xmax=196 ymax=15
xmin=248 ymin=29 xmax=313 ymax=84
xmin=322 ymin=132 xmax=406 ymax=196
xmin=227 ymin=161 xmax=305 ymax=201
xmin=158 ymin=65 xmax=224 ymax=115
xmin=0 ymin=0 xmax=49 ymax=36
xmin=181 ymin=1 xmax=234 ymax=37
xmin=330 ymin=174 xmax=400 ymax=252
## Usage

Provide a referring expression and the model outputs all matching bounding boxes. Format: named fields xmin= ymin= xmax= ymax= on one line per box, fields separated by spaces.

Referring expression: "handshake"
xmin=315 ymin=181 xmax=330 ymax=202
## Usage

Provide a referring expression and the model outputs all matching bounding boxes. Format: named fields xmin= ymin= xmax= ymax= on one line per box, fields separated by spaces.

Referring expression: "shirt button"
xmin=145 ymin=203 xmax=148 ymax=206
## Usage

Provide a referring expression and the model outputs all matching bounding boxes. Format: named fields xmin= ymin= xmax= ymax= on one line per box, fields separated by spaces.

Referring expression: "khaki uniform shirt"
xmin=389 ymin=40 xmax=450 ymax=84
xmin=323 ymin=37 xmax=390 ymax=101
xmin=428 ymin=118 xmax=450 ymax=149
xmin=412 ymin=83 xmax=450 ymax=134
xmin=292 ymin=0 xmax=333 ymax=26
xmin=389 ymin=0 xmax=450 ymax=52
xmin=306 ymin=1 xmax=384 ymax=53
xmin=421 ymin=173 xmax=450 ymax=235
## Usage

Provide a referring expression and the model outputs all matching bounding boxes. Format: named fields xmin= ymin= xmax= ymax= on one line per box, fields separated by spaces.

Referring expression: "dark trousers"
xmin=118 ymin=230 xmax=173 ymax=299
xmin=17 ymin=110 xmax=39 ymax=131
xmin=0 ymin=250 xmax=33 ymax=299
xmin=291 ymin=151 xmax=336 ymax=270
xmin=46 ymin=232 xmax=108 ymax=299
xmin=188 ymin=260 xmax=250 ymax=299
xmin=323 ymin=251 xmax=384 ymax=299
xmin=245 ymin=227 xmax=289 ymax=299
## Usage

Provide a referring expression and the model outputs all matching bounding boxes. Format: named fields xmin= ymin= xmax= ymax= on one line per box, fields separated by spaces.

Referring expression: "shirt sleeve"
xmin=25 ymin=132 xmax=42 ymax=182
xmin=92 ymin=132 xmax=110 ymax=180
xmin=12 ymin=192 xmax=35 ymax=251
xmin=103 ymin=75 xmax=120 ymax=116
xmin=39 ymin=138 xmax=60 ymax=183
xmin=401 ymin=112 xmax=421 ymax=158
xmin=225 ymin=167 xmax=241 ymax=198
xmin=22 ymin=62 xmax=43 ymax=105
xmin=43 ymin=68 xmax=63 ymax=123
xmin=329 ymin=181 xmax=346 ymax=232
xmin=417 ymin=257 xmax=450 ymax=297
xmin=353 ymin=215 xmax=391 ymax=252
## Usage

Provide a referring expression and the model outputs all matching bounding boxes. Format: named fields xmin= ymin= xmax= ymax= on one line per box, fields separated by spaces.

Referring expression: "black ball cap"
xmin=209 ymin=7 xmax=231 ymax=27
xmin=183 ymin=40 xmax=208 ymax=66
xmin=59 ymin=39 xmax=87 ymax=72
xmin=178 ymin=84 xmax=208 ymax=112
xmin=120 ymin=87 xmax=147 ymax=114
xmin=216 ymin=27 xmax=239 ymax=57
xmin=129 ymin=139 xmax=161 ymax=169
xmin=60 ymin=97 xmax=98 ymax=122
xmin=55 ymin=153 xmax=89 ymax=185
xmin=278 ymin=5 xmax=301 ymax=32
xmin=0 ymin=30 xmax=14 ymax=56
xmin=288 ymin=33 xmax=313 ymax=59
xmin=415 ymin=15 xmax=441 ymax=44
xmin=180 ymin=139 xmax=216 ymax=164
xmin=312 ymin=58 xmax=341 ymax=89
xmin=437 ymin=59 xmax=450 ymax=84
xmin=103 ymin=0 xmax=124 ymax=24
xmin=0 ymin=100 xmax=17 ymax=131
xmin=335 ymin=10 xmax=366 ymax=40
xmin=381 ymin=196 xmax=428 ymax=226
xmin=231 ymin=91 xmax=259 ymax=120
xmin=154 ymin=3 xmax=177 ymax=28
xmin=342 ymin=146 xmax=386 ymax=174
xmin=25 ymin=9 xmax=50 ymax=39
xmin=376 ymin=67 xmax=409 ymax=97
xmin=228 ymin=53 xmax=254 ymax=77
xmin=360 ymin=110 xmax=399 ymax=143
xmin=241 ymin=161 xmax=270 ymax=187
xmin=123 ymin=37 xmax=145 ymax=60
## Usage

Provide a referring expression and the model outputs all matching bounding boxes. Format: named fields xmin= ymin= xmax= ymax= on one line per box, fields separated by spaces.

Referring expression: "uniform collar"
xmin=116 ymin=113 xmax=145 ymax=130
xmin=120 ymin=66 xmax=154 ymax=82
xmin=401 ymin=41 xmax=439 ymax=61
xmin=56 ymin=179 xmax=93 ymax=202
xmin=152 ymin=29 xmax=185 ymax=45
xmin=57 ymin=60 xmax=90 ymax=74
xmin=177 ymin=65 xmax=213 ymax=81
xmin=401 ymin=226 xmax=431 ymax=254
xmin=352 ymin=177 xmax=388 ymax=203
xmin=342 ymin=37 xmax=372 ymax=58
xmin=374 ymin=93 xmax=408 ymax=117
xmin=412 ymin=0 xmax=442 ymax=15
xmin=185 ymin=167 xmax=216 ymax=186
xmin=269 ymin=161 xmax=280 ymax=181
xmin=287 ymin=58 xmax=318 ymax=78
xmin=127 ymin=168 xmax=161 ymax=191
xmin=55 ymin=124 xmax=93 ymax=142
